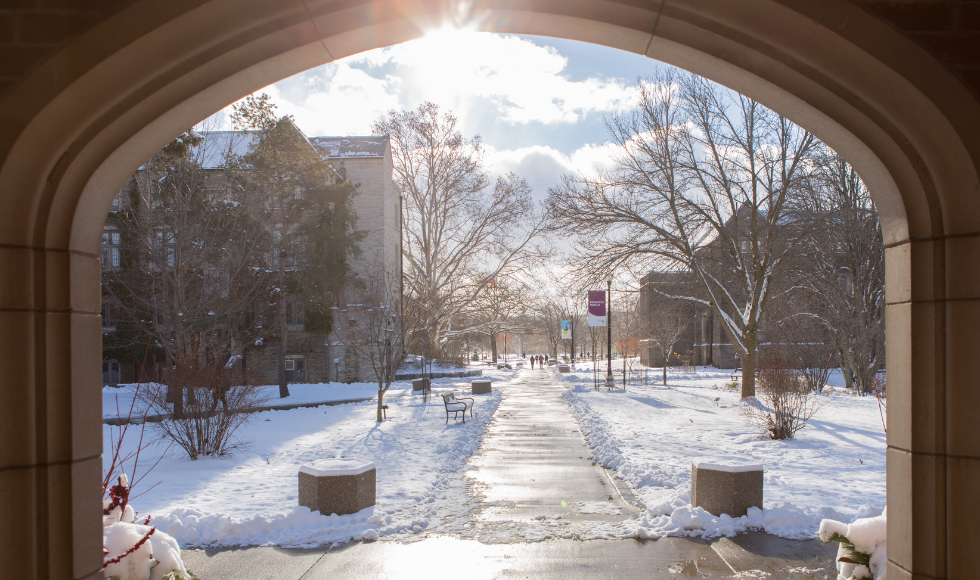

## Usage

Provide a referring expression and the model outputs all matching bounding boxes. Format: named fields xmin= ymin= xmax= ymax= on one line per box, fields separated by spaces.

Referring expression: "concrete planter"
xmin=691 ymin=462 xmax=763 ymax=518
xmin=557 ymin=364 xmax=571 ymax=373
xmin=471 ymin=380 xmax=492 ymax=394
xmin=299 ymin=459 xmax=376 ymax=516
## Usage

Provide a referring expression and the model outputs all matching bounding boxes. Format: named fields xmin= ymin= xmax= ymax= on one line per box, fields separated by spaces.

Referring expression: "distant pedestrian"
xmin=545 ymin=354 xmax=549 ymax=363
xmin=530 ymin=356 xmax=535 ymax=369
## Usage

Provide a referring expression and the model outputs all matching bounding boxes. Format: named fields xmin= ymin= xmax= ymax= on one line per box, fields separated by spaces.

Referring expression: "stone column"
xmin=0 ymin=247 xmax=104 ymax=578
xmin=886 ymin=232 xmax=980 ymax=579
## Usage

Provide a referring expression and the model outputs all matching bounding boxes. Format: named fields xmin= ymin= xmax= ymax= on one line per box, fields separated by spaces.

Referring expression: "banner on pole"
xmin=560 ymin=320 xmax=572 ymax=339
xmin=588 ymin=290 xmax=607 ymax=326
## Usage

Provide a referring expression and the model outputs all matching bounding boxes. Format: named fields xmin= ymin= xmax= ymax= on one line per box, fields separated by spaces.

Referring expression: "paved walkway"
xmin=182 ymin=369 xmax=835 ymax=579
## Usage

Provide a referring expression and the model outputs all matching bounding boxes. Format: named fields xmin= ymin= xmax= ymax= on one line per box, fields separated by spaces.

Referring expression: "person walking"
xmin=530 ymin=356 xmax=535 ymax=370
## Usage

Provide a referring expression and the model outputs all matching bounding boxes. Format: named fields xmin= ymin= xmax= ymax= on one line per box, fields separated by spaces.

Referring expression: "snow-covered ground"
xmin=102 ymin=373 xmax=486 ymax=421
xmin=104 ymin=376 xmax=505 ymax=548
xmin=555 ymin=362 xmax=886 ymax=540
xmin=104 ymin=360 xmax=884 ymax=549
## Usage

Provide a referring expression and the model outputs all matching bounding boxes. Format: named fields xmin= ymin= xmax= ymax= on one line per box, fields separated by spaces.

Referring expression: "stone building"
xmin=243 ymin=135 xmax=402 ymax=384
xmin=101 ymin=131 xmax=401 ymax=385
xmin=637 ymin=270 xmax=742 ymax=370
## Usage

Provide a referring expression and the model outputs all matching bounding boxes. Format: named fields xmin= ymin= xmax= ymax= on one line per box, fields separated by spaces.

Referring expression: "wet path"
xmin=467 ymin=368 xmax=637 ymax=528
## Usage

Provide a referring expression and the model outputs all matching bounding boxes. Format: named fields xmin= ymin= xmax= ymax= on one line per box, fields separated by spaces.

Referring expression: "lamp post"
xmin=606 ymin=278 xmax=614 ymax=388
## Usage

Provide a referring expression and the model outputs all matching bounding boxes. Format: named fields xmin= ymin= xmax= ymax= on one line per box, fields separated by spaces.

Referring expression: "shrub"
xmin=141 ymin=339 xmax=268 ymax=460
xmin=740 ymin=347 xmax=821 ymax=440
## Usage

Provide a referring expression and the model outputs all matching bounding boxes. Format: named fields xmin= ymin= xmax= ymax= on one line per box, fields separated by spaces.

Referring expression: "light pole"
xmin=606 ymin=278 xmax=614 ymax=388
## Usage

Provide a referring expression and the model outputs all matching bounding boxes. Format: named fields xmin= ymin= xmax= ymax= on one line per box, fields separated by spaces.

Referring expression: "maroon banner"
xmin=588 ymin=290 xmax=606 ymax=326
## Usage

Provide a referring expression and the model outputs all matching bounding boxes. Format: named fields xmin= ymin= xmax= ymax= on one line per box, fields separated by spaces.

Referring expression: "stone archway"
xmin=1 ymin=1 xmax=977 ymax=578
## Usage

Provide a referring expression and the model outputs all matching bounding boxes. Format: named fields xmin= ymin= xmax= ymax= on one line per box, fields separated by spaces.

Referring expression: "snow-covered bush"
xmin=103 ymin=475 xmax=196 ymax=580
xmin=740 ymin=347 xmax=821 ymax=439
xmin=819 ymin=508 xmax=887 ymax=580
xmin=140 ymin=341 xmax=268 ymax=459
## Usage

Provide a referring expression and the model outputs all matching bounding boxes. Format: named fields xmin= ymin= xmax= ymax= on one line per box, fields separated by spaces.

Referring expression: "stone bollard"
xmin=471 ymin=380 xmax=492 ymax=394
xmin=298 ymin=459 xmax=376 ymax=516
xmin=691 ymin=462 xmax=763 ymax=517
xmin=557 ymin=364 xmax=571 ymax=373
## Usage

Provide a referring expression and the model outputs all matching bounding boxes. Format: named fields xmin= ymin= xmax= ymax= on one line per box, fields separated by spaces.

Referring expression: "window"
xmin=101 ymin=229 xmax=121 ymax=269
xmin=154 ymin=229 xmax=175 ymax=267
xmin=285 ymin=299 xmax=304 ymax=328
xmin=284 ymin=356 xmax=305 ymax=382
xmin=740 ymin=240 xmax=752 ymax=253
xmin=101 ymin=300 xmax=117 ymax=331
xmin=103 ymin=360 xmax=120 ymax=384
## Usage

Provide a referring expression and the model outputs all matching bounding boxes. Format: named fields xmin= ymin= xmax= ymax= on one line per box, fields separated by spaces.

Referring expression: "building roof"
xmin=309 ymin=136 xmax=388 ymax=159
xmin=191 ymin=131 xmax=388 ymax=170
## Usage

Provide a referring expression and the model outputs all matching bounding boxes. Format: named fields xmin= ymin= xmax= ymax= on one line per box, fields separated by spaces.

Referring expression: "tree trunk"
xmin=377 ymin=387 xmax=385 ymax=422
xmin=428 ymin=326 xmax=441 ymax=359
xmin=277 ymin=274 xmax=289 ymax=398
xmin=740 ymin=332 xmax=756 ymax=398
xmin=741 ymin=350 xmax=756 ymax=398
xmin=491 ymin=332 xmax=498 ymax=364
xmin=662 ymin=359 xmax=667 ymax=386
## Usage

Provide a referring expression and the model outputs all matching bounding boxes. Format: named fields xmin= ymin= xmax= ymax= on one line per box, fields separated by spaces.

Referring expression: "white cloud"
xmin=211 ymin=32 xmax=640 ymax=137
xmin=484 ymin=141 xmax=622 ymax=200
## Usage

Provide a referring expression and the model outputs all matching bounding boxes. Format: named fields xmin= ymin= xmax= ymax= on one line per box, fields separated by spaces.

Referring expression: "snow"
xmin=694 ymin=462 xmax=763 ymax=472
xmin=552 ymin=362 xmax=886 ymax=541
xmin=819 ymin=508 xmax=887 ymax=580
xmin=103 ymin=380 xmax=422 ymax=421
xmin=103 ymin=522 xmax=187 ymax=580
xmin=299 ymin=459 xmax=375 ymax=477
xmin=104 ymin=379 xmax=502 ymax=548
xmin=105 ymin=362 xmax=885 ymax=550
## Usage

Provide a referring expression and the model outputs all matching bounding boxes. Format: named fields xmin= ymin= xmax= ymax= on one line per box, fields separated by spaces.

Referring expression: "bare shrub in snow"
xmin=740 ymin=347 xmax=821 ymax=440
xmin=142 ymin=339 xmax=268 ymax=459
xmin=872 ymin=373 xmax=886 ymax=434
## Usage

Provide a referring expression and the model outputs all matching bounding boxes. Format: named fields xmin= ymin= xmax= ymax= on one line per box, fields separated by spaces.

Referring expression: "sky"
xmin=207 ymin=30 xmax=671 ymax=200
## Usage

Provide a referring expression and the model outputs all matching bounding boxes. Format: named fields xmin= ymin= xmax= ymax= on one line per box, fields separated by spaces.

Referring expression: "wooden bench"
xmin=442 ymin=392 xmax=474 ymax=423
xmin=730 ymin=365 xmax=742 ymax=382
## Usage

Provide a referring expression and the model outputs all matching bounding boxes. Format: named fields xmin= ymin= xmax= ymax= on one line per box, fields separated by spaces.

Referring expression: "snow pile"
xmin=115 ymin=387 xmax=503 ymax=548
xmin=819 ymin=508 xmax=888 ymax=580
xmin=102 ymin=475 xmax=188 ymax=580
xmin=103 ymin=522 xmax=187 ymax=580
xmin=559 ymin=364 xmax=886 ymax=541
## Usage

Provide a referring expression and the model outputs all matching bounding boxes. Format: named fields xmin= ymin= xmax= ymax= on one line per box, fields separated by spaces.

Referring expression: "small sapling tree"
xmin=337 ymin=271 xmax=416 ymax=422
xmin=740 ymin=347 xmax=821 ymax=440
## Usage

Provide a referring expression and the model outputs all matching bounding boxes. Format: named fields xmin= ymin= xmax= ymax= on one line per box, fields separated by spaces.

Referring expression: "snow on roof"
xmin=192 ymin=131 xmax=258 ymax=169
xmin=309 ymin=136 xmax=388 ymax=159
xmin=190 ymin=132 xmax=388 ymax=169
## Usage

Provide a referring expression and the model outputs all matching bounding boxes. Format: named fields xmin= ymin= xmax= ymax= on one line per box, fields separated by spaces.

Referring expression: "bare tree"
xmin=460 ymin=276 xmax=532 ymax=363
xmin=336 ymin=271 xmax=416 ymax=422
xmin=548 ymin=69 xmax=818 ymax=397
xmin=102 ymin=129 xmax=274 ymax=414
xmin=373 ymin=102 xmax=545 ymax=358
xmin=796 ymin=151 xmax=885 ymax=394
